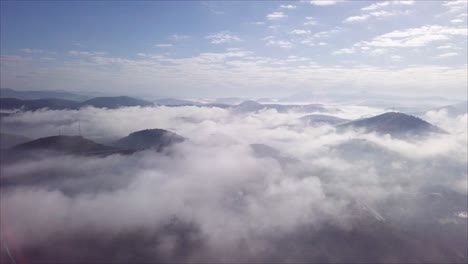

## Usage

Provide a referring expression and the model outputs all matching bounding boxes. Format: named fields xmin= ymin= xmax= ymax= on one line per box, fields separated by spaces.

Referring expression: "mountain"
xmin=0 ymin=88 xmax=89 ymax=101
xmin=300 ymin=114 xmax=349 ymax=126
xmin=0 ymin=98 xmax=80 ymax=111
xmin=338 ymin=112 xmax=445 ymax=136
xmin=11 ymin=135 xmax=120 ymax=155
xmin=234 ymin=100 xmax=326 ymax=113
xmin=0 ymin=133 xmax=31 ymax=149
xmin=433 ymin=101 xmax=467 ymax=117
xmin=80 ymin=96 xmax=153 ymax=109
xmin=154 ymin=98 xmax=202 ymax=106
xmin=112 ymin=129 xmax=184 ymax=151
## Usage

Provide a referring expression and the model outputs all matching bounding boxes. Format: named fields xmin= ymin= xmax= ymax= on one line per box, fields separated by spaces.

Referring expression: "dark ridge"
xmin=338 ymin=112 xmax=445 ymax=136
xmin=112 ymin=128 xmax=185 ymax=151
xmin=0 ymin=133 xmax=31 ymax=149
xmin=0 ymin=98 xmax=80 ymax=111
xmin=234 ymin=100 xmax=326 ymax=113
xmin=0 ymin=88 xmax=90 ymax=101
xmin=300 ymin=114 xmax=349 ymax=126
xmin=80 ymin=96 xmax=153 ymax=109
xmin=11 ymin=135 xmax=122 ymax=155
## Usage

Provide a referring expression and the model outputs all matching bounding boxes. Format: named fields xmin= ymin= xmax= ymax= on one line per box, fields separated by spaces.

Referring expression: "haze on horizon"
xmin=0 ymin=0 xmax=467 ymax=99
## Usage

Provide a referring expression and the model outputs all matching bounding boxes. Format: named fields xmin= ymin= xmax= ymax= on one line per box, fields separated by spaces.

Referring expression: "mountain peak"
xmin=112 ymin=128 xmax=184 ymax=151
xmin=339 ymin=112 xmax=445 ymax=136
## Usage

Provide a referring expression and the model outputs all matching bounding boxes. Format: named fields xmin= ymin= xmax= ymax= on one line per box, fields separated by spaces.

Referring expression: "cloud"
xmin=290 ymin=29 xmax=311 ymax=35
xmin=304 ymin=16 xmax=318 ymax=26
xmin=267 ymin=11 xmax=287 ymax=20
xmin=443 ymin=0 xmax=467 ymax=13
xmin=361 ymin=0 xmax=414 ymax=11
xmin=205 ymin=31 xmax=241 ymax=44
xmin=20 ymin=48 xmax=44 ymax=54
xmin=280 ymin=4 xmax=297 ymax=9
xmin=310 ymin=0 xmax=338 ymax=6
xmin=344 ymin=15 xmax=370 ymax=23
xmin=450 ymin=19 xmax=464 ymax=24
xmin=0 ymin=104 xmax=466 ymax=262
xmin=333 ymin=48 xmax=355 ymax=55
xmin=155 ymin=44 xmax=173 ymax=48
xmin=436 ymin=52 xmax=458 ymax=58
xmin=264 ymin=37 xmax=293 ymax=49
xmin=354 ymin=25 xmax=467 ymax=48
xmin=68 ymin=50 xmax=106 ymax=56
xmin=169 ymin=34 xmax=190 ymax=41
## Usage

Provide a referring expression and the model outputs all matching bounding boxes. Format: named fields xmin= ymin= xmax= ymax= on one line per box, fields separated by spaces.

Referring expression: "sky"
xmin=0 ymin=0 xmax=467 ymax=99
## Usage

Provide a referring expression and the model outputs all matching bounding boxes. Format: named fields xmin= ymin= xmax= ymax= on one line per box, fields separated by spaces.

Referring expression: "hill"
xmin=80 ymin=96 xmax=153 ymax=109
xmin=112 ymin=129 xmax=184 ymax=151
xmin=338 ymin=112 xmax=445 ymax=137
xmin=300 ymin=114 xmax=349 ymax=126
xmin=11 ymin=135 xmax=120 ymax=155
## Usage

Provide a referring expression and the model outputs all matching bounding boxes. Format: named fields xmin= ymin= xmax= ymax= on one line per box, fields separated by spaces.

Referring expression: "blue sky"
xmin=1 ymin=1 xmax=467 ymax=99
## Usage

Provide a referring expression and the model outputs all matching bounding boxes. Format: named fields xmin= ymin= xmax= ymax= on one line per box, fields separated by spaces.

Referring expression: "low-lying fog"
xmin=1 ymin=104 xmax=467 ymax=263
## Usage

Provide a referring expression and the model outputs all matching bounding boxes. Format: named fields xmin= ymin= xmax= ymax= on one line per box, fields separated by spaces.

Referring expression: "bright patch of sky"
xmin=0 ymin=1 xmax=467 ymax=98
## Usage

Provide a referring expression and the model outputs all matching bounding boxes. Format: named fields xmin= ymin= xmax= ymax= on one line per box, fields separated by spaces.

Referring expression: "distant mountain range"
xmin=233 ymin=100 xmax=326 ymax=113
xmin=0 ymin=96 xmax=154 ymax=111
xmin=433 ymin=101 xmax=468 ymax=117
xmin=0 ymin=88 xmax=90 ymax=101
xmin=338 ymin=112 xmax=445 ymax=137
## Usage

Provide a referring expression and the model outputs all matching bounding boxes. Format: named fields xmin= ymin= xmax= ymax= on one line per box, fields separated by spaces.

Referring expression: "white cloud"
xmin=436 ymin=52 xmax=458 ymax=58
xmin=344 ymin=15 xmax=370 ymax=23
xmin=361 ymin=1 xmax=414 ymax=11
xmin=205 ymin=31 xmax=241 ymax=44
xmin=333 ymin=48 xmax=355 ymax=55
xmin=280 ymin=4 xmax=297 ymax=9
xmin=443 ymin=0 xmax=467 ymax=13
xmin=290 ymin=29 xmax=311 ymax=35
xmin=361 ymin=1 xmax=390 ymax=11
xmin=344 ymin=10 xmax=408 ymax=23
xmin=267 ymin=11 xmax=287 ymax=20
xmin=390 ymin=55 xmax=403 ymax=61
xmin=356 ymin=25 xmax=467 ymax=48
xmin=450 ymin=19 xmax=464 ymax=24
xmin=310 ymin=0 xmax=337 ymax=6
xmin=304 ymin=17 xmax=318 ymax=26
xmin=265 ymin=39 xmax=293 ymax=49
xmin=155 ymin=44 xmax=173 ymax=48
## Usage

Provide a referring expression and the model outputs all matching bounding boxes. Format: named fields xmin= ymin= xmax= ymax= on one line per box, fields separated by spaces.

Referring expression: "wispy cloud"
xmin=206 ymin=31 xmax=241 ymax=44
xmin=436 ymin=52 xmax=458 ymax=58
xmin=68 ymin=50 xmax=106 ymax=56
xmin=20 ymin=48 xmax=44 ymax=54
xmin=169 ymin=34 xmax=190 ymax=41
xmin=155 ymin=44 xmax=173 ymax=48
